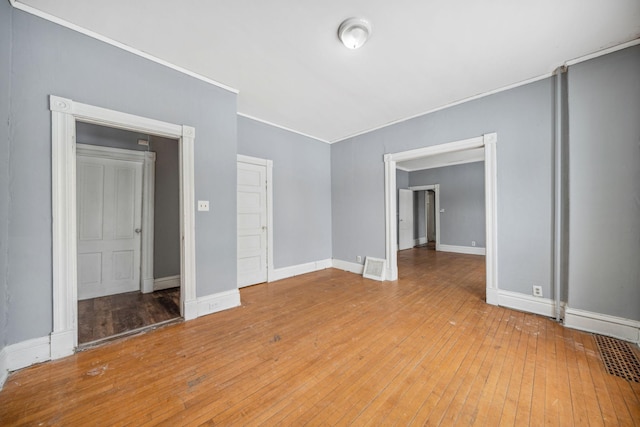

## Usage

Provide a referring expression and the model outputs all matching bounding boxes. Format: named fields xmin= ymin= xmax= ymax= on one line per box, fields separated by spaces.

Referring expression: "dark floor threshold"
xmin=77 ymin=317 xmax=183 ymax=351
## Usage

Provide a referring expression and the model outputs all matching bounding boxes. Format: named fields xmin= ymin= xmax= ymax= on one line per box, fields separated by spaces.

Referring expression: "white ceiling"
xmin=16 ymin=0 xmax=640 ymax=143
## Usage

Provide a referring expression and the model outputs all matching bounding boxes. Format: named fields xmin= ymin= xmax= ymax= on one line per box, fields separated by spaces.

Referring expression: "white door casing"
xmin=398 ymin=189 xmax=414 ymax=250
xmin=237 ymin=162 xmax=267 ymax=287
xmin=50 ymin=95 xmax=197 ymax=358
xmin=77 ymin=154 xmax=143 ymax=299
xmin=384 ymin=133 xmax=498 ymax=305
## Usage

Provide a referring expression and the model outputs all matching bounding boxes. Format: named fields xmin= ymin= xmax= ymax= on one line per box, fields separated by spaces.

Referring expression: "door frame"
xmin=384 ymin=133 xmax=498 ymax=305
xmin=50 ymin=95 xmax=197 ymax=359
xmin=76 ymin=144 xmax=156 ymax=294
xmin=408 ymin=184 xmax=440 ymax=251
xmin=397 ymin=188 xmax=414 ymax=251
xmin=237 ymin=154 xmax=274 ymax=283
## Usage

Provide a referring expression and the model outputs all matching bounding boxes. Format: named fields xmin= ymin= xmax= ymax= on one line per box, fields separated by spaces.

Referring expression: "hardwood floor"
xmin=78 ymin=288 xmax=181 ymax=344
xmin=1 ymin=248 xmax=639 ymax=425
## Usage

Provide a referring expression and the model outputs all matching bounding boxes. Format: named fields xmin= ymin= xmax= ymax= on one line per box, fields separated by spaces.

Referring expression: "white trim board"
xmin=269 ymin=259 xmax=332 ymax=283
xmin=0 ymin=336 xmax=51 ymax=390
xmin=196 ymin=290 xmax=241 ymax=318
xmin=50 ymin=95 xmax=197 ymax=358
xmin=565 ymin=307 xmax=640 ymax=345
xmin=438 ymin=244 xmax=486 ymax=256
xmin=238 ymin=114 xmax=329 ymax=145
xmin=154 ymin=275 xmax=181 ymax=291
xmin=497 ymin=290 xmax=558 ymax=319
xmin=332 ymin=259 xmax=365 ymax=275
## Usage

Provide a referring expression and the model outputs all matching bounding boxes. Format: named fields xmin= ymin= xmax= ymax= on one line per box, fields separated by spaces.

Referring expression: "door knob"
xmin=135 ymin=228 xmax=142 ymax=234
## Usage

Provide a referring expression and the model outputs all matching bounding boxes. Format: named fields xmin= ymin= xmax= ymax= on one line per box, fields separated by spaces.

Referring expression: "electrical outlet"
xmin=197 ymin=200 xmax=209 ymax=211
xmin=356 ymin=255 xmax=362 ymax=263
xmin=532 ymin=285 xmax=543 ymax=297
xmin=471 ymin=241 xmax=476 ymax=247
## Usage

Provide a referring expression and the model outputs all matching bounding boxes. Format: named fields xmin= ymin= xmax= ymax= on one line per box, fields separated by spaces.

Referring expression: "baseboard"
xmin=497 ymin=290 xmax=558 ymax=318
xmin=197 ymin=289 xmax=241 ymax=317
xmin=0 ymin=336 xmax=51 ymax=390
xmin=413 ymin=237 xmax=427 ymax=246
xmin=564 ymin=307 xmax=640 ymax=344
xmin=50 ymin=329 xmax=75 ymax=360
xmin=269 ymin=259 xmax=332 ymax=282
xmin=154 ymin=275 xmax=181 ymax=291
xmin=332 ymin=259 xmax=364 ymax=275
xmin=0 ymin=347 xmax=7 ymax=390
xmin=438 ymin=244 xmax=486 ymax=256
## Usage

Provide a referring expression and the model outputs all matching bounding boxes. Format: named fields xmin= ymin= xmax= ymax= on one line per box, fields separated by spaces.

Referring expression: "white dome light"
xmin=338 ymin=18 xmax=372 ymax=50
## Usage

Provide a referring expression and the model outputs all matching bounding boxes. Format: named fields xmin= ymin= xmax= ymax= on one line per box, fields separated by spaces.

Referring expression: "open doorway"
xmin=75 ymin=123 xmax=181 ymax=345
xmin=384 ymin=133 xmax=499 ymax=305
xmin=49 ymin=95 xmax=197 ymax=359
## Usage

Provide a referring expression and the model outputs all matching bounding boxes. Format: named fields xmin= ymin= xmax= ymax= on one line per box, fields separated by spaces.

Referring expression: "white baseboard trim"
xmin=269 ymin=259 xmax=332 ymax=282
xmin=0 ymin=336 xmax=51 ymax=390
xmin=0 ymin=347 xmax=7 ymax=390
xmin=497 ymin=290 xmax=557 ymax=318
xmin=197 ymin=289 xmax=241 ymax=318
xmin=50 ymin=329 xmax=75 ymax=360
xmin=413 ymin=237 xmax=428 ymax=246
xmin=183 ymin=299 xmax=198 ymax=321
xmin=564 ymin=307 xmax=640 ymax=345
xmin=332 ymin=259 xmax=364 ymax=275
xmin=439 ymin=244 xmax=486 ymax=256
xmin=154 ymin=275 xmax=181 ymax=291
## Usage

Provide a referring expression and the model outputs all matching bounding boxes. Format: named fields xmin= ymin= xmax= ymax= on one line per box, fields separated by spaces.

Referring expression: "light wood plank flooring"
xmin=1 ymin=248 xmax=639 ymax=425
xmin=78 ymin=288 xmax=181 ymax=344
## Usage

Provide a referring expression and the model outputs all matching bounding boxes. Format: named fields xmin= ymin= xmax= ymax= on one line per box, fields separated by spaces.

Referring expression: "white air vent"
xmin=363 ymin=257 xmax=386 ymax=281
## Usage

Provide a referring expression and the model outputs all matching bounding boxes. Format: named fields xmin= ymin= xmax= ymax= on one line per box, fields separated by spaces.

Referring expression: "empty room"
xmin=1 ymin=0 xmax=639 ymax=425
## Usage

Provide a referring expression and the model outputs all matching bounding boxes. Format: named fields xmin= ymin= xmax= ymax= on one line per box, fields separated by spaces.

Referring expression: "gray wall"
xmin=567 ymin=45 xmax=640 ymax=321
xmin=332 ymin=78 xmax=554 ymax=297
xmin=4 ymin=8 xmax=237 ymax=346
xmin=410 ymin=162 xmax=485 ymax=248
xmin=0 ymin=0 xmax=12 ymax=353
xmin=237 ymin=116 xmax=332 ymax=268
xmin=75 ymin=123 xmax=181 ymax=279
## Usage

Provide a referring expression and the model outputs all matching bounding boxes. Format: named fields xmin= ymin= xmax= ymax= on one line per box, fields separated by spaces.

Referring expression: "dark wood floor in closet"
xmin=78 ymin=288 xmax=180 ymax=344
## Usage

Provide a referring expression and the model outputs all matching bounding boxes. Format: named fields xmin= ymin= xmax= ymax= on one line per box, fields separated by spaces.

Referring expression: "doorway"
xmin=49 ymin=95 xmax=197 ymax=358
xmin=237 ymin=155 xmax=273 ymax=287
xmin=383 ymin=133 xmax=499 ymax=305
xmin=75 ymin=124 xmax=181 ymax=345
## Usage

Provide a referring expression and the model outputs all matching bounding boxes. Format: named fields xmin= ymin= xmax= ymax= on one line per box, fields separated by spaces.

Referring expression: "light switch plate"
xmin=198 ymin=200 xmax=209 ymax=211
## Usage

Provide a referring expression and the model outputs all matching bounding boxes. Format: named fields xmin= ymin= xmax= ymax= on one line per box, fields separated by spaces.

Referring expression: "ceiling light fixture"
xmin=338 ymin=18 xmax=372 ymax=50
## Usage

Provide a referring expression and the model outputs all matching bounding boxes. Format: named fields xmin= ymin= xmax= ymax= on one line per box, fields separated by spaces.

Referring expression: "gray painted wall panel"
xmin=237 ymin=116 xmax=332 ymax=268
xmin=567 ymin=46 xmax=640 ymax=321
xmin=410 ymin=162 xmax=485 ymax=248
xmin=0 ymin=0 xmax=12 ymax=352
xmin=5 ymin=9 xmax=237 ymax=345
xmin=331 ymin=79 xmax=554 ymax=297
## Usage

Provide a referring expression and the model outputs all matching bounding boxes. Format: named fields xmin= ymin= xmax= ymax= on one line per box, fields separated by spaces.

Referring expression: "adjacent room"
xmin=1 ymin=0 xmax=639 ymax=424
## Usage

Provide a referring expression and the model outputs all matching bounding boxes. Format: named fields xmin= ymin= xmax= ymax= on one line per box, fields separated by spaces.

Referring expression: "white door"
xmin=77 ymin=155 xmax=143 ymax=300
xmin=237 ymin=162 xmax=268 ymax=287
xmin=398 ymin=189 xmax=414 ymax=250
